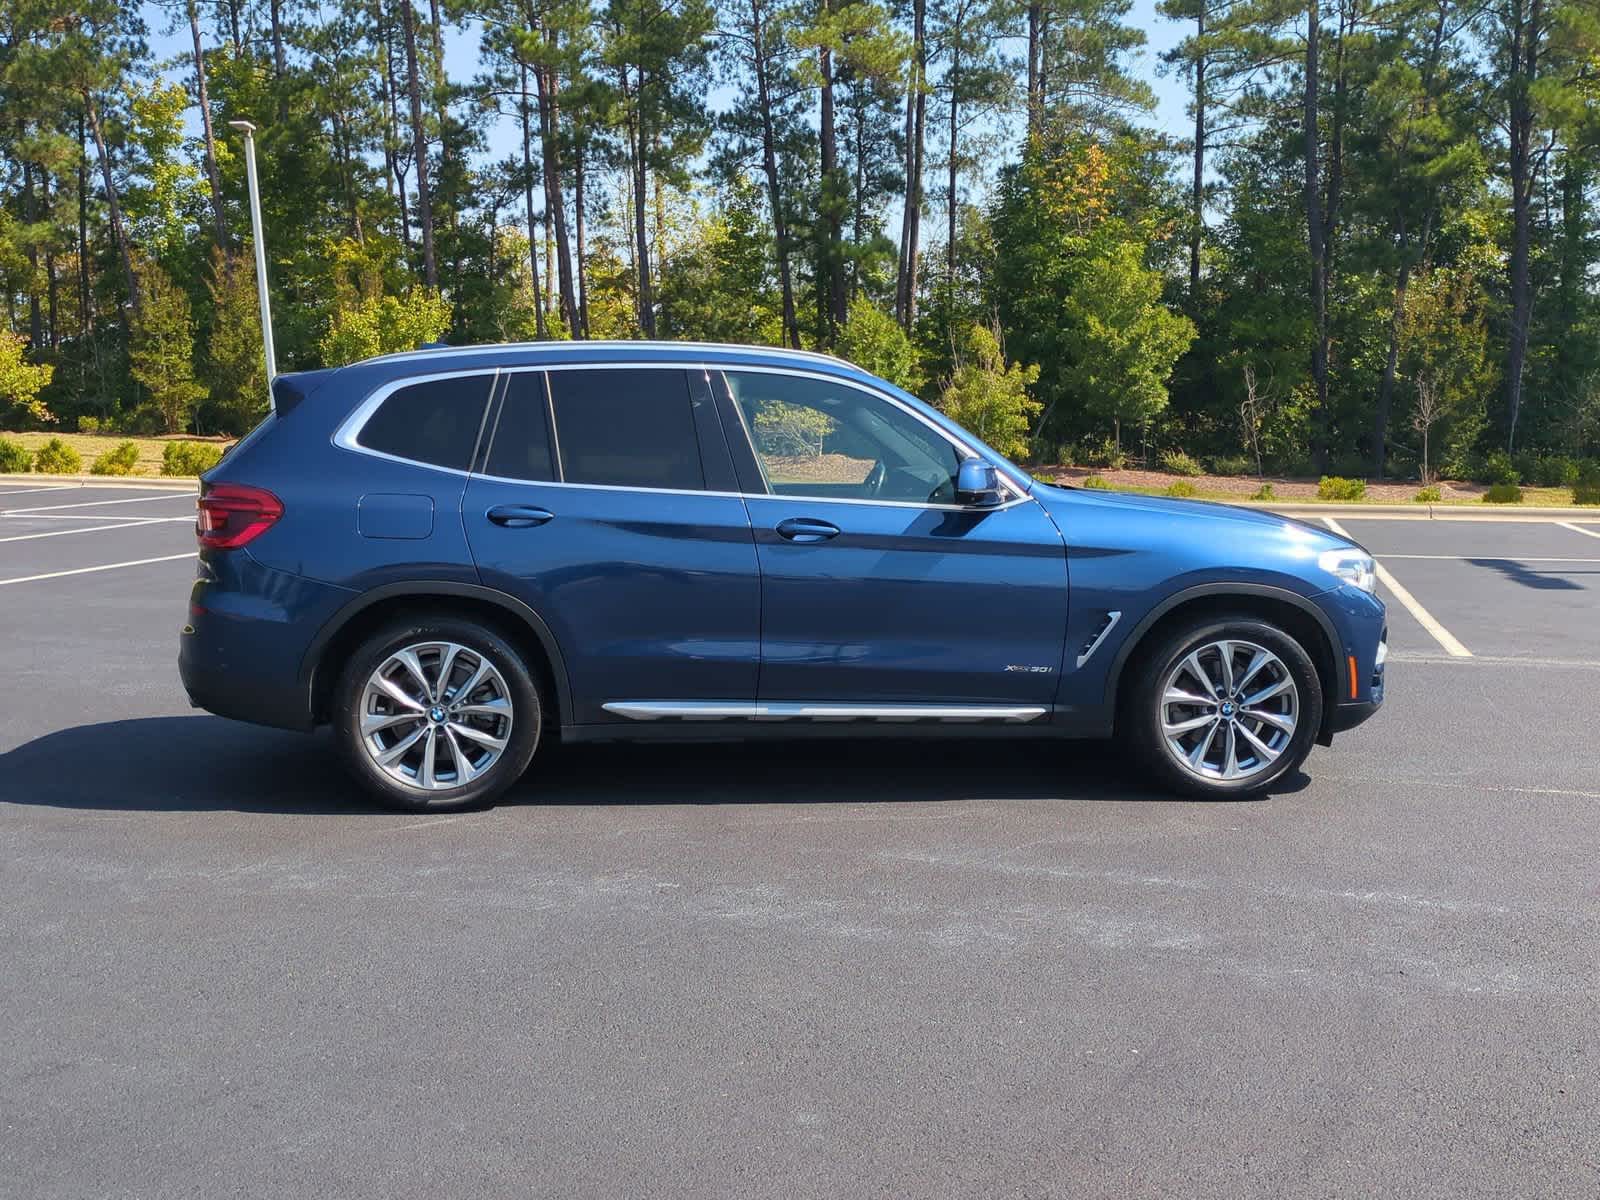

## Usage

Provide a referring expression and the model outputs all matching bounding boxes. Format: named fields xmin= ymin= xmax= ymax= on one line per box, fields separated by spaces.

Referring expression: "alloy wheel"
xmin=358 ymin=641 xmax=514 ymax=792
xmin=1158 ymin=639 xmax=1299 ymax=783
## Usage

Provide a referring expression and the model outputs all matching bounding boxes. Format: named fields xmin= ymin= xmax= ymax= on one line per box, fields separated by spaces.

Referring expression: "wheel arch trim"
xmin=1103 ymin=583 xmax=1341 ymax=720
xmin=299 ymin=580 xmax=575 ymax=728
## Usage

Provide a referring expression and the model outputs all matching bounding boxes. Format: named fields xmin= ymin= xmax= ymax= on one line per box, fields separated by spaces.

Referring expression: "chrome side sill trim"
xmin=1075 ymin=611 xmax=1122 ymax=669
xmin=601 ymin=701 xmax=1050 ymax=723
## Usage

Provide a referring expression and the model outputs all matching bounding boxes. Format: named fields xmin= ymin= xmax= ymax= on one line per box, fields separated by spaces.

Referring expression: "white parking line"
xmin=0 ymin=552 xmax=197 ymax=587
xmin=0 ymin=520 xmax=193 ymax=544
xmin=2 ymin=493 xmax=196 ymax=514
xmin=0 ymin=485 xmax=74 ymax=497
xmin=1381 ymin=553 xmax=1600 ymax=562
xmin=1557 ymin=521 xmax=1600 ymax=540
xmin=0 ymin=513 xmax=191 ymax=522
xmin=1323 ymin=516 xmax=1472 ymax=658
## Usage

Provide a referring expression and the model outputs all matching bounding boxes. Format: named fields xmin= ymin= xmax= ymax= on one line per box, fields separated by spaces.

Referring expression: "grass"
xmin=9 ymin=432 xmax=229 ymax=477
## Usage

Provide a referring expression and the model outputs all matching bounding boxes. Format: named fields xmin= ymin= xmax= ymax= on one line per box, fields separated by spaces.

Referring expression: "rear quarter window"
xmin=357 ymin=374 xmax=495 ymax=471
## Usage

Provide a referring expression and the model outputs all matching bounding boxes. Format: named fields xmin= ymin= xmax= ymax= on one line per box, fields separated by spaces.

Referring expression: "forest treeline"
xmin=1 ymin=0 xmax=1598 ymax=481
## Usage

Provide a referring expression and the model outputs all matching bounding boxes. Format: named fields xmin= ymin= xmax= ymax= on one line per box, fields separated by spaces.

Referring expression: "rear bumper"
xmin=178 ymin=551 xmax=352 ymax=732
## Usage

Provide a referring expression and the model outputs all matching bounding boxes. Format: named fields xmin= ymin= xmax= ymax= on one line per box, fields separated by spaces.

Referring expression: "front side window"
xmin=357 ymin=374 xmax=494 ymax=471
xmin=549 ymin=368 xmax=705 ymax=491
xmin=726 ymin=371 xmax=964 ymax=504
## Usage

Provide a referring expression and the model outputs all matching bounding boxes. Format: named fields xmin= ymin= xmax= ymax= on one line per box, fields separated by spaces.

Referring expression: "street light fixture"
xmin=228 ymin=119 xmax=277 ymax=407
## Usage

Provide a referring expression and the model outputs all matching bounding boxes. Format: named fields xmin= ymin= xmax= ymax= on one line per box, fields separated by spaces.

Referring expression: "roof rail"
xmin=360 ymin=339 xmax=849 ymax=369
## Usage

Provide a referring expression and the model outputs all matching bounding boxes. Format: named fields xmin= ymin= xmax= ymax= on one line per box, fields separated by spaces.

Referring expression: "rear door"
xmin=715 ymin=368 xmax=1069 ymax=709
xmin=462 ymin=365 xmax=760 ymax=726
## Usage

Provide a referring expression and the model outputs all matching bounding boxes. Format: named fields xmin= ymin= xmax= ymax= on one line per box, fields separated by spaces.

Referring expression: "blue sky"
xmin=142 ymin=0 xmax=1193 ymax=188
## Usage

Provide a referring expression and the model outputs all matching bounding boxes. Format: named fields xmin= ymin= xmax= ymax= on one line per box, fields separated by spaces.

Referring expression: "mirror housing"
xmin=954 ymin=458 xmax=1004 ymax=507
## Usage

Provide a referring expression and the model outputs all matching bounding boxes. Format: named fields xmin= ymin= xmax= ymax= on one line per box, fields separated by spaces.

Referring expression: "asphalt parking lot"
xmin=3 ymin=484 xmax=1598 ymax=1198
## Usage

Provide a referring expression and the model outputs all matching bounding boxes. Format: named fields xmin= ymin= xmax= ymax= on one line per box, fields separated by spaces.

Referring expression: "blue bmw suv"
xmin=180 ymin=341 xmax=1386 ymax=811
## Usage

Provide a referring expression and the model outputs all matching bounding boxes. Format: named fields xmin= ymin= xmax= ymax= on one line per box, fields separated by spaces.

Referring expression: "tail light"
xmin=197 ymin=483 xmax=283 ymax=550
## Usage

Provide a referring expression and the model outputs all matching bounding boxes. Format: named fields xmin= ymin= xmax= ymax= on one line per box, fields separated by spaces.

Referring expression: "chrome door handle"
xmin=776 ymin=517 xmax=841 ymax=543
xmin=487 ymin=504 xmax=555 ymax=528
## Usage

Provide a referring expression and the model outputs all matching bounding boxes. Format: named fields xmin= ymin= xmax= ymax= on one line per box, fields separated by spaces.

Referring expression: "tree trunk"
xmin=43 ymin=170 xmax=59 ymax=347
xmin=1027 ymin=2 xmax=1042 ymax=135
xmin=400 ymin=0 xmax=438 ymax=288
xmin=895 ymin=0 xmax=926 ymax=329
xmin=1302 ymin=1 xmax=1327 ymax=472
xmin=536 ymin=52 xmax=577 ymax=331
xmin=752 ymin=0 xmax=800 ymax=347
xmin=819 ymin=30 xmax=845 ymax=338
xmin=383 ymin=8 xmax=411 ymax=248
xmin=518 ymin=63 xmax=549 ymax=339
xmin=1504 ymin=0 xmax=1541 ymax=451
xmin=946 ymin=38 xmax=960 ymax=286
xmin=626 ymin=65 xmax=656 ymax=337
xmin=269 ymin=0 xmax=287 ymax=75
xmin=1189 ymin=2 xmax=1204 ymax=300
xmin=574 ymin=137 xmax=590 ymax=338
xmin=1374 ymin=242 xmax=1410 ymax=480
xmin=77 ymin=114 xmax=91 ymax=337
xmin=188 ymin=0 xmax=230 ymax=250
xmin=23 ymin=161 xmax=42 ymax=348
xmin=83 ymin=89 xmax=140 ymax=318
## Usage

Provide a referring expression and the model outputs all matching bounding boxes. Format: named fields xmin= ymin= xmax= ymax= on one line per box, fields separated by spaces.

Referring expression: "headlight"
xmin=1318 ymin=548 xmax=1377 ymax=593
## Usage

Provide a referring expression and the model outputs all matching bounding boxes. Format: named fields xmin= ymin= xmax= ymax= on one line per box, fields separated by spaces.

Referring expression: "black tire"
xmin=332 ymin=615 xmax=543 ymax=812
xmin=1125 ymin=615 xmax=1323 ymax=799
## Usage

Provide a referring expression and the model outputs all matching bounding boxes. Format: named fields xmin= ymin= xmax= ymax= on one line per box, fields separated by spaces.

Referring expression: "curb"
xmin=1257 ymin=501 xmax=1600 ymax=520
xmin=0 ymin=474 xmax=198 ymax=491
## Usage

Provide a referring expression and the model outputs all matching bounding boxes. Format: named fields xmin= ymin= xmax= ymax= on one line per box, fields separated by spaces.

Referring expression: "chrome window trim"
xmin=331 ymin=367 xmax=502 ymax=480
xmin=602 ymin=700 xmax=1049 ymax=723
xmin=335 ymin=360 xmax=1032 ymax=513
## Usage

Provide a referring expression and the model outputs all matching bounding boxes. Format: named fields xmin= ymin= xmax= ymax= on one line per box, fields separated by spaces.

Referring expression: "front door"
xmin=717 ymin=368 xmax=1069 ymax=708
xmin=463 ymin=366 xmax=760 ymax=725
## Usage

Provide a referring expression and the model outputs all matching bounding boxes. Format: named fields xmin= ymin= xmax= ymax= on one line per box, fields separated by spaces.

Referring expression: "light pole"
xmin=228 ymin=119 xmax=277 ymax=406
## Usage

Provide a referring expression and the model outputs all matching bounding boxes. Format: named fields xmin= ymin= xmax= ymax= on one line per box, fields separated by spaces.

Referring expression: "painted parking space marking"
xmin=0 ymin=520 xmax=196 ymax=545
xmin=0 ymin=485 xmax=75 ymax=498
xmin=0 ymin=512 xmax=191 ymax=523
xmin=1557 ymin=521 xmax=1600 ymax=541
xmin=1 ymin=492 xmax=196 ymax=515
xmin=1323 ymin=516 xmax=1472 ymax=658
xmin=0 ymin=552 xmax=197 ymax=587
xmin=1380 ymin=553 xmax=1600 ymax=562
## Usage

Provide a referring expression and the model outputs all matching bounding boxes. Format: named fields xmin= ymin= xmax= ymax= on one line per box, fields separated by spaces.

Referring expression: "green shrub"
xmin=1572 ymin=464 xmax=1600 ymax=506
xmin=161 ymin=441 xmax=224 ymax=477
xmin=1081 ymin=437 xmax=1127 ymax=470
xmin=1080 ymin=474 xmax=1112 ymax=490
xmin=0 ymin=436 xmax=32 ymax=473
xmin=1317 ymin=475 xmax=1367 ymax=502
xmin=1483 ymin=482 xmax=1523 ymax=504
xmin=1480 ymin=449 xmax=1520 ymax=486
xmin=33 ymin=437 xmax=82 ymax=474
xmin=1530 ymin=456 xmax=1580 ymax=487
xmin=78 ymin=415 xmax=102 ymax=434
xmin=1164 ymin=480 xmax=1198 ymax=498
xmin=1207 ymin=454 xmax=1254 ymax=477
xmin=1414 ymin=485 xmax=1442 ymax=503
xmin=90 ymin=440 xmax=142 ymax=476
xmin=1250 ymin=483 xmax=1276 ymax=501
xmin=1158 ymin=448 xmax=1205 ymax=477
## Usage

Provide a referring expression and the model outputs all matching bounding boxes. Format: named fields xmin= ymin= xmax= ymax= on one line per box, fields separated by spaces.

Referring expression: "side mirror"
xmin=954 ymin=458 xmax=1003 ymax=507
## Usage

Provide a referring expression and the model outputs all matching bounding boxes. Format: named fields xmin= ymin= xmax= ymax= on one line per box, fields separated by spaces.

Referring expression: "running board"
xmin=601 ymin=701 xmax=1050 ymax=724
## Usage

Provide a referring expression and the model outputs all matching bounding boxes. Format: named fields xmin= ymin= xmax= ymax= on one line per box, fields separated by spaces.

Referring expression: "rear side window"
xmin=357 ymin=374 xmax=493 ymax=471
xmin=483 ymin=372 xmax=556 ymax=481
xmin=549 ymin=369 xmax=705 ymax=491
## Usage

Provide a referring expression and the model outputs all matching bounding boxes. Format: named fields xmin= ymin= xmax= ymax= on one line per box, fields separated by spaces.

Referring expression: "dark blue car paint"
xmin=179 ymin=341 xmax=1386 ymax=746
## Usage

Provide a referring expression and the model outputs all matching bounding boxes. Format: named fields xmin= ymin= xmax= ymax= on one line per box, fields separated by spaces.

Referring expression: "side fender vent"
xmin=1076 ymin=610 xmax=1122 ymax=668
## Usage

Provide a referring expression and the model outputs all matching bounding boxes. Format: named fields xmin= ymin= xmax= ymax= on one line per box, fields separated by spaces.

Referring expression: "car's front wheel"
xmin=332 ymin=616 xmax=543 ymax=812
xmin=1127 ymin=616 xmax=1323 ymax=799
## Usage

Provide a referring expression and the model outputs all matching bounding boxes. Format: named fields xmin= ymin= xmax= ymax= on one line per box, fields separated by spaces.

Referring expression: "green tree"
xmin=129 ymin=256 xmax=206 ymax=434
xmin=0 ymin=329 xmax=55 ymax=425
xmin=204 ymin=248 xmax=268 ymax=434
xmin=321 ymin=289 xmax=453 ymax=365
xmin=838 ymin=293 xmax=920 ymax=390
xmin=936 ymin=323 xmax=1040 ymax=459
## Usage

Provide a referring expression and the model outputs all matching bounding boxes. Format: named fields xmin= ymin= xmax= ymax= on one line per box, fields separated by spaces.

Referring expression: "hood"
xmin=1032 ymin=481 xmax=1356 ymax=553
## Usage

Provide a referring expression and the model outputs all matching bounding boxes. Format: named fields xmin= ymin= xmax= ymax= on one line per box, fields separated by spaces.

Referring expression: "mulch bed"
xmin=1039 ymin=465 xmax=1485 ymax=503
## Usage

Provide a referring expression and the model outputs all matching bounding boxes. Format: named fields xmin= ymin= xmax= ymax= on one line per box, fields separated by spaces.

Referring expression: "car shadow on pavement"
xmin=0 ymin=716 xmax=1307 ymax=814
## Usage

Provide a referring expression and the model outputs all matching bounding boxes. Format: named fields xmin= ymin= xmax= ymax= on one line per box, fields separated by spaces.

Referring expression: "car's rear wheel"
xmin=333 ymin=616 xmax=542 ymax=812
xmin=1127 ymin=616 xmax=1323 ymax=799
